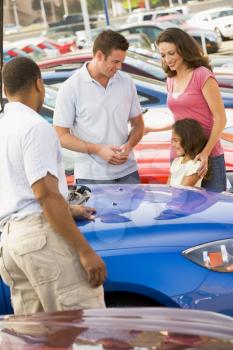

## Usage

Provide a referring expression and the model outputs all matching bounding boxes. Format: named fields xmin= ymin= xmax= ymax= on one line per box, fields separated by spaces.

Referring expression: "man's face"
xmin=98 ymin=49 xmax=126 ymax=78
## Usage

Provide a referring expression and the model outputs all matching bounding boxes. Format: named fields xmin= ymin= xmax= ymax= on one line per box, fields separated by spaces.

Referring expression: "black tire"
xmin=215 ymin=27 xmax=227 ymax=41
xmin=105 ymin=292 xmax=162 ymax=307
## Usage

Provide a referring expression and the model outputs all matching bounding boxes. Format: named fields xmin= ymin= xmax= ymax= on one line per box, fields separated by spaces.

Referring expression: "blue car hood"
xmin=76 ymin=185 xmax=233 ymax=252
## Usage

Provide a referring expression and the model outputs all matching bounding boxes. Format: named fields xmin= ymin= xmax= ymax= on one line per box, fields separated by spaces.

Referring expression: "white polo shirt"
xmin=53 ymin=63 xmax=142 ymax=180
xmin=0 ymin=102 xmax=68 ymax=229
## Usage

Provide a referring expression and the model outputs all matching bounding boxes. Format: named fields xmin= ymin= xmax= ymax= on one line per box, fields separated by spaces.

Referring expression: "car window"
xmin=202 ymin=15 xmax=209 ymax=21
xmin=132 ymin=26 xmax=161 ymax=42
xmin=143 ymin=14 xmax=153 ymax=21
xmin=218 ymin=9 xmax=233 ymax=17
xmin=119 ymin=29 xmax=131 ymax=36
xmin=210 ymin=11 xmax=221 ymax=20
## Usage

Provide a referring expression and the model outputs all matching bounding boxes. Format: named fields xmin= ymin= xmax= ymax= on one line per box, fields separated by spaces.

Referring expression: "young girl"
xmin=168 ymin=119 xmax=208 ymax=187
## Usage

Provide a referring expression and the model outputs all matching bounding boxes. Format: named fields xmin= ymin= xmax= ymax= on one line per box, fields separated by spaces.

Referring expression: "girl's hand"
xmin=194 ymin=152 xmax=209 ymax=177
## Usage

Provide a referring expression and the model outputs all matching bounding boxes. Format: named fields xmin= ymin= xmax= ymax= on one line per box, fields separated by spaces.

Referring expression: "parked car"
xmin=38 ymin=50 xmax=167 ymax=81
xmin=0 ymin=307 xmax=232 ymax=349
xmin=1 ymin=184 xmax=233 ymax=316
xmin=36 ymin=40 xmax=61 ymax=58
xmin=3 ymin=23 xmax=22 ymax=35
xmin=126 ymin=33 xmax=153 ymax=50
xmin=186 ymin=7 xmax=233 ymax=40
xmin=118 ymin=21 xmax=221 ymax=54
xmin=3 ymin=47 xmax=29 ymax=63
xmin=126 ymin=6 xmax=189 ymax=24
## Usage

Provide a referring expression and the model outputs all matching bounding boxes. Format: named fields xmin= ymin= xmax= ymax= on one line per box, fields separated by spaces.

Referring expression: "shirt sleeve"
xmin=129 ymin=78 xmax=142 ymax=119
xmin=53 ymin=76 xmax=77 ymax=128
xmin=196 ymin=66 xmax=217 ymax=90
xmin=170 ymin=157 xmax=181 ymax=173
xmin=185 ymin=161 xmax=201 ymax=176
xmin=22 ymin=122 xmax=60 ymax=186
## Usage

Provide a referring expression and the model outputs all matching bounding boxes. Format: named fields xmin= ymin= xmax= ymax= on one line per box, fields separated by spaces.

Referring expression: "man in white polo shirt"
xmin=53 ymin=30 xmax=144 ymax=184
xmin=0 ymin=57 xmax=106 ymax=315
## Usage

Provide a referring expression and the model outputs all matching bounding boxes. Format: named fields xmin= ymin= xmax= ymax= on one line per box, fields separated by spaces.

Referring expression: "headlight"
xmin=182 ymin=239 xmax=233 ymax=272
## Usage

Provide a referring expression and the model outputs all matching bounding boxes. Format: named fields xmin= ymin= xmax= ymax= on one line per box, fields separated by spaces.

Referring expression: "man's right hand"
xmin=98 ymin=145 xmax=128 ymax=165
xmin=79 ymin=249 xmax=107 ymax=288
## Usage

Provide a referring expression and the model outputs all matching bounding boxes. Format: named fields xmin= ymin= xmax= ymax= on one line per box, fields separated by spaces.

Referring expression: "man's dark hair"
xmin=3 ymin=57 xmax=41 ymax=96
xmin=93 ymin=30 xmax=129 ymax=57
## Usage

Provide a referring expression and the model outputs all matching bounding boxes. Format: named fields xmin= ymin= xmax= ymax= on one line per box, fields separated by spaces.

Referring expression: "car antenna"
xmin=0 ymin=0 xmax=4 ymax=112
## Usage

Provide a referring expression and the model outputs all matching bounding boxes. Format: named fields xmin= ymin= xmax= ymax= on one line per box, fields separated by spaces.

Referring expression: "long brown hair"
xmin=173 ymin=118 xmax=207 ymax=160
xmin=156 ymin=27 xmax=212 ymax=77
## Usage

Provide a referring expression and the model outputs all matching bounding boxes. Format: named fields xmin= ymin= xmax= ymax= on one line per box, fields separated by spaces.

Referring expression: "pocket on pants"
xmin=12 ymin=234 xmax=60 ymax=286
xmin=0 ymin=246 xmax=14 ymax=288
xmin=58 ymin=283 xmax=105 ymax=309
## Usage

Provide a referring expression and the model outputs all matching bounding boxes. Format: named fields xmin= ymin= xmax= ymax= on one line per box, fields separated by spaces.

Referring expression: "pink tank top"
xmin=167 ymin=66 xmax=223 ymax=157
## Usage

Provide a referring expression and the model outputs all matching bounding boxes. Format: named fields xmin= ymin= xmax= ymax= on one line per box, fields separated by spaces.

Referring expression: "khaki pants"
xmin=0 ymin=214 xmax=105 ymax=315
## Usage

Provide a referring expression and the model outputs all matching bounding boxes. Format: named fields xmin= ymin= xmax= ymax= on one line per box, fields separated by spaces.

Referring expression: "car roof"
xmin=119 ymin=21 xmax=165 ymax=30
xmin=194 ymin=6 xmax=233 ymax=15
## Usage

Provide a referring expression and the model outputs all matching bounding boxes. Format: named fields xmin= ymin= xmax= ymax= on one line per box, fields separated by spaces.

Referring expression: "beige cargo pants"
xmin=0 ymin=214 xmax=105 ymax=314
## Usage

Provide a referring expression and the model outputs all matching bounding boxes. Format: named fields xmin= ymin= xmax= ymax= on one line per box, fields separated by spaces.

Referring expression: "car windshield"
xmin=210 ymin=9 xmax=233 ymax=19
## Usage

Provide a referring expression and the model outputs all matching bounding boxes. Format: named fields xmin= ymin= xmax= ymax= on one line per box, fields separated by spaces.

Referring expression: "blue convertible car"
xmin=1 ymin=184 xmax=233 ymax=316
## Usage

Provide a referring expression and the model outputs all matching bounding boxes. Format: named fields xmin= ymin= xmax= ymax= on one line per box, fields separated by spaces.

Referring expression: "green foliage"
xmin=87 ymin=0 xmax=104 ymax=13
xmin=122 ymin=0 xmax=160 ymax=10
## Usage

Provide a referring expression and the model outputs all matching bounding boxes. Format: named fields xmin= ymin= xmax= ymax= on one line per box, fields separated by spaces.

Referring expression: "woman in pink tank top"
xmin=145 ymin=28 xmax=227 ymax=192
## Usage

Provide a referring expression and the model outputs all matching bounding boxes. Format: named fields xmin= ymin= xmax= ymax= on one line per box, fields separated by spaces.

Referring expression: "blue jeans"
xmin=201 ymin=154 xmax=226 ymax=192
xmin=77 ymin=170 xmax=140 ymax=185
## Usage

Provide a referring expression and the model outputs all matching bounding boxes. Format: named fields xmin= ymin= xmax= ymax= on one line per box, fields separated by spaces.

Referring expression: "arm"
xmin=144 ymin=123 xmax=173 ymax=135
xmin=31 ymin=173 xmax=106 ymax=287
xmin=181 ymin=174 xmax=200 ymax=187
xmin=54 ymin=126 xmax=128 ymax=165
xmin=70 ymin=204 xmax=96 ymax=221
xmin=195 ymin=77 xmax=227 ymax=176
xmin=167 ymin=174 xmax=171 ymax=185
xmin=120 ymin=114 xmax=144 ymax=154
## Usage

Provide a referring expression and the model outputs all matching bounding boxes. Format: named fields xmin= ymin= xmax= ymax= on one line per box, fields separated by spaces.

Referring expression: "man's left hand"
xmin=119 ymin=143 xmax=132 ymax=157
xmin=70 ymin=205 xmax=96 ymax=220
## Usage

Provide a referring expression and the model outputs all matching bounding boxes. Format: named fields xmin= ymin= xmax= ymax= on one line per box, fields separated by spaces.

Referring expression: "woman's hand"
xmin=70 ymin=205 xmax=96 ymax=220
xmin=144 ymin=126 xmax=152 ymax=135
xmin=194 ymin=152 xmax=209 ymax=178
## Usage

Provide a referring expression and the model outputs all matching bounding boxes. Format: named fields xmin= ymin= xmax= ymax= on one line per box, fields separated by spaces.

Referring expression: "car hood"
xmin=76 ymin=185 xmax=233 ymax=251
xmin=0 ymin=308 xmax=232 ymax=348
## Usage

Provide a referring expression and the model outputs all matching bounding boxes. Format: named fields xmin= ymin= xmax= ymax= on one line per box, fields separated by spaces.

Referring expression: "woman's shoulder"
xmin=194 ymin=66 xmax=214 ymax=78
xmin=192 ymin=66 xmax=215 ymax=87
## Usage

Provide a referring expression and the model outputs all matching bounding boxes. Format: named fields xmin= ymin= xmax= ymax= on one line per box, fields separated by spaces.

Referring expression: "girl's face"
xmin=158 ymin=42 xmax=184 ymax=72
xmin=171 ymin=130 xmax=185 ymax=157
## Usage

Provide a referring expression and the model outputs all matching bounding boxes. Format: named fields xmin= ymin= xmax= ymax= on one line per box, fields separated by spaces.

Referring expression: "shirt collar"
xmin=80 ymin=61 xmax=120 ymax=85
xmin=4 ymin=101 xmax=38 ymax=116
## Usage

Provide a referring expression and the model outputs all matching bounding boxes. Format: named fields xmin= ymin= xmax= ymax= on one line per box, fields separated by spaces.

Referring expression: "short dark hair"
xmin=3 ymin=57 xmax=41 ymax=96
xmin=93 ymin=30 xmax=129 ymax=57
xmin=172 ymin=118 xmax=207 ymax=159
xmin=156 ymin=28 xmax=212 ymax=77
